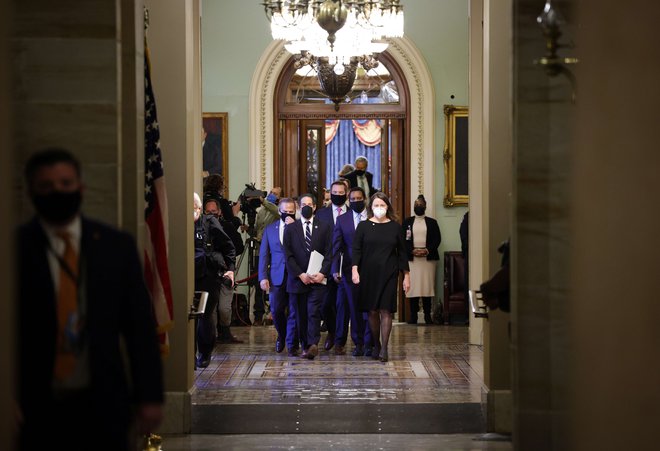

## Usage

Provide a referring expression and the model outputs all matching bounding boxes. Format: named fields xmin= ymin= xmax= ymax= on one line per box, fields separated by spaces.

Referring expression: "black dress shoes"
xmin=275 ymin=338 xmax=284 ymax=353
xmin=196 ymin=354 xmax=211 ymax=368
xmin=424 ymin=313 xmax=433 ymax=325
xmin=352 ymin=345 xmax=364 ymax=356
xmin=364 ymin=347 xmax=373 ymax=357
xmin=288 ymin=348 xmax=300 ymax=357
xmin=379 ymin=349 xmax=389 ymax=362
xmin=324 ymin=333 xmax=335 ymax=351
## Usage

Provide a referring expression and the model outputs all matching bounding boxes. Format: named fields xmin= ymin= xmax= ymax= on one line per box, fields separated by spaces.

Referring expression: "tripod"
xmin=233 ymin=213 xmax=268 ymax=325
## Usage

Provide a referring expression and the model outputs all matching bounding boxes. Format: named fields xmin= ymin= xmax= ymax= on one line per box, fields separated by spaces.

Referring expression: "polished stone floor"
xmin=193 ymin=323 xmax=485 ymax=405
xmin=161 ymin=433 xmax=513 ymax=450
xmin=189 ymin=323 xmax=489 ymax=435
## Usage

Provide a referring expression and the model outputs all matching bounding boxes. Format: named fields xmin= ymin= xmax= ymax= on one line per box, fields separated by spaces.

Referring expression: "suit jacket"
xmin=331 ymin=210 xmax=362 ymax=276
xmin=258 ymin=220 xmax=287 ymax=286
xmin=283 ymin=217 xmax=333 ymax=294
xmin=401 ymin=215 xmax=442 ymax=261
xmin=344 ymin=170 xmax=376 ymax=197
xmin=17 ymin=217 xmax=164 ymax=443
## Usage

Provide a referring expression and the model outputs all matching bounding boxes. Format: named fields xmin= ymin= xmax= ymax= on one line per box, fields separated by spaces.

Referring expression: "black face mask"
xmin=280 ymin=212 xmax=295 ymax=222
xmin=331 ymin=194 xmax=346 ymax=206
xmin=32 ymin=190 xmax=82 ymax=225
xmin=350 ymin=200 xmax=365 ymax=213
xmin=301 ymin=205 xmax=314 ymax=219
xmin=414 ymin=206 xmax=426 ymax=216
xmin=354 ymin=169 xmax=365 ymax=177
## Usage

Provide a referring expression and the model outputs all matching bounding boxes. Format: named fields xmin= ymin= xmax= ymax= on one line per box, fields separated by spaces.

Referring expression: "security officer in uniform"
xmin=194 ymin=192 xmax=239 ymax=369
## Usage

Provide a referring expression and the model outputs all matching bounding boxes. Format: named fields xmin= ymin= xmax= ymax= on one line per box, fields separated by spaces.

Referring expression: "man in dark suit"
xmin=343 ymin=156 xmax=377 ymax=199
xmin=259 ymin=198 xmax=298 ymax=355
xmin=314 ymin=180 xmax=348 ymax=353
xmin=16 ymin=149 xmax=163 ymax=451
xmin=283 ymin=194 xmax=332 ymax=359
xmin=332 ymin=186 xmax=373 ymax=356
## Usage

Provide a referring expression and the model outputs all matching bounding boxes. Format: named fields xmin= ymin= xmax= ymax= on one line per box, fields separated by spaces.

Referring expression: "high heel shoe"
xmin=372 ymin=343 xmax=381 ymax=360
xmin=379 ymin=349 xmax=388 ymax=362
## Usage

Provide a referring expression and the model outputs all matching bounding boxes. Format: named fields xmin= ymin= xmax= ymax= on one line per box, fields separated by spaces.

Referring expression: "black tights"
xmin=368 ymin=309 xmax=393 ymax=352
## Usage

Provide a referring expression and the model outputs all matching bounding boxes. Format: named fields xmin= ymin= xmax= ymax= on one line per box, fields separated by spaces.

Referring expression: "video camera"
xmin=239 ymin=183 xmax=267 ymax=236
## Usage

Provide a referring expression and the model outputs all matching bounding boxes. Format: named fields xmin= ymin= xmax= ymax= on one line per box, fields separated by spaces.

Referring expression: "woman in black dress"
xmin=352 ymin=192 xmax=410 ymax=362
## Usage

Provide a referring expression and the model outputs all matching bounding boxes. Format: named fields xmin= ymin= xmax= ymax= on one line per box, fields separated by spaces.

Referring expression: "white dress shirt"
xmin=41 ymin=216 xmax=82 ymax=295
xmin=353 ymin=209 xmax=367 ymax=229
xmin=331 ymin=204 xmax=347 ymax=224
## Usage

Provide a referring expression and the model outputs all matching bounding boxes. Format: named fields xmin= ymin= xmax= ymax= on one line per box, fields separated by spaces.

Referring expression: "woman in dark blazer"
xmin=402 ymin=195 xmax=441 ymax=324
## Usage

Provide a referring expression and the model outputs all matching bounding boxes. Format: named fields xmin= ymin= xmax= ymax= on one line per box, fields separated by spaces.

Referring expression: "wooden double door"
xmin=274 ymin=117 xmax=409 ymax=221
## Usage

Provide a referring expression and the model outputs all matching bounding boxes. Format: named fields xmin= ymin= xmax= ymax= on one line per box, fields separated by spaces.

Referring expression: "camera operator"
xmin=249 ymin=187 xmax=283 ymax=325
xmin=194 ymin=193 xmax=242 ymax=369
xmin=236 ymin=183 xmax=268 ymax=325
xmin=203 ymin=173 xmax=243 ymax=231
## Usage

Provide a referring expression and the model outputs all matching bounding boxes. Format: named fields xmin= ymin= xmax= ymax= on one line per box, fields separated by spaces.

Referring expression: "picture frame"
xmin=443 ymin=105 xmax=469 ymax=207
xmin=202 ymin=112 xmax=228 ymax=190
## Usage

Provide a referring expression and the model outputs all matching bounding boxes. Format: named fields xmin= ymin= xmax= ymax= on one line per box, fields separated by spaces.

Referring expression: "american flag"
xmin=144 ymin=42 xmax=174 ymax=356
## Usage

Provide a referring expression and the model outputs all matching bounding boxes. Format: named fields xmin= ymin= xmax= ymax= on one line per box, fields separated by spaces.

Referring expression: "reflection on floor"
xmin=161 ymin=433 xmax=514 ymax=451
xmin=191 ymin=323 xmax=488 ymax=434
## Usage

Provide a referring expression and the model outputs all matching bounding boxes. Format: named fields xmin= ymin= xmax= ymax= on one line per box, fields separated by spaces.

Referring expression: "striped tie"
xmin=304 ymin=220 xmax=312 ymax=253
xmin=55 ymin=231 xmax=79 ymax=380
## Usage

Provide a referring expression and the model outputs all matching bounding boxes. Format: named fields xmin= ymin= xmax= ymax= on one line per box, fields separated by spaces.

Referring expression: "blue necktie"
xmin=304 ymin=221 xmax=312 ymax=253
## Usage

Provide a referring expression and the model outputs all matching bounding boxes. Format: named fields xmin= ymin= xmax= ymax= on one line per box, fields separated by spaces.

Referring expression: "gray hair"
xmin=354 ymin=156 xmax=368 ymax=166
xmin=193 ymin=192 xmax=202 ymax=209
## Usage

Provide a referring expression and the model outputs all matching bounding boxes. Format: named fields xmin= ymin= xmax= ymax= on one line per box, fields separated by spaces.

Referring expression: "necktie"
xmin=304 ymin=221 xmax=312 ymax=253
xmin=55 ymin=231 xmax=79 ymax=380
xmin=336 ymin=207 xmax=343 ymax=217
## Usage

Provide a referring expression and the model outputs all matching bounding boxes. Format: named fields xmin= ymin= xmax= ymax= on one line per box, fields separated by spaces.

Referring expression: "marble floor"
xmin=159 ymin=322 xmax=514 ymax=448
xmin=160 ymin=433 xmax=514 ymax=450
xmin=188 ymin=323 xmax=491 ymax=436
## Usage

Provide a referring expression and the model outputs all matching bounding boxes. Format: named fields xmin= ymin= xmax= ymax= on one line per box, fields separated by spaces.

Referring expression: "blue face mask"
xmin=266 ymin=193 xmax=278 ymax=204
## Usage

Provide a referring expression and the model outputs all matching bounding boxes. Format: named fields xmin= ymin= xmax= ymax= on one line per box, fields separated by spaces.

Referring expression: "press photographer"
xmin=238 ymin=182 xmax=267 ymax=238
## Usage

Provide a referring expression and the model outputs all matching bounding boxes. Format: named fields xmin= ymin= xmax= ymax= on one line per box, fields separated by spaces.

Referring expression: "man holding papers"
xmin=283 ymin=194 xmax=333 ymax=360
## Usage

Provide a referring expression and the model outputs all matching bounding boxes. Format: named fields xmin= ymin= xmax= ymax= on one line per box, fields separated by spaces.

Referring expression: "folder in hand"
xmin=306 ymin=250 xmax=327 ymax=285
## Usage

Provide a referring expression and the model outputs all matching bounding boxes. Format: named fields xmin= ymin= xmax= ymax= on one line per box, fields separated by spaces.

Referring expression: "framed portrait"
xmin=443 ymin=105 xmax=469 ymax=207
xmin=202 ymin=112 xmax=228 ymax=189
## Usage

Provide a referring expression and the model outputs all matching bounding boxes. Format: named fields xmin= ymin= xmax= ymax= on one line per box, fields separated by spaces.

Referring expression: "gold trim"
xmin=202 ymin=112 xmax=229 ymax=191
xmin=443 ymin=105 xmax=468 ymax=207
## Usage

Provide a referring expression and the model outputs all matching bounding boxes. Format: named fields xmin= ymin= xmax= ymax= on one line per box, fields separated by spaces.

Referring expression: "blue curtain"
xmin=325 ymin=119 xmax=381 ymax=190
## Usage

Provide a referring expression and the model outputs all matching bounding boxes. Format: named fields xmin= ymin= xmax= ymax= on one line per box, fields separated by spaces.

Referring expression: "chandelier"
xmin=262 ymin=0 xmax=404 ymax=109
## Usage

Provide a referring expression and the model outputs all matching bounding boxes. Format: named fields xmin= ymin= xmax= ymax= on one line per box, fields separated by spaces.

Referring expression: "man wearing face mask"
xmin=283 ymin=194 xmax=333 ymax=360
xmin=194 ymin=192 xmax=240 ymax=367
xmin=259 ymin=198 xmax=299 ymax=355
xmin=313 ymin=180 xmax=348 ymax=352
xmin=331 ymin=187 xmax=373 ymax=356
xmin=16 ymin=149 xmax=164 ymax=450
xmin=344 ymin=156 xmax=377 ymax=199
xmin=402 ymin=195 xmax=441 ymax=325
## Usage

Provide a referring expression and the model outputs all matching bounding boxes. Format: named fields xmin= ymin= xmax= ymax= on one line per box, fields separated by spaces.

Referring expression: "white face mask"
xmin=373 ymin=207 xmax=387 ymax=219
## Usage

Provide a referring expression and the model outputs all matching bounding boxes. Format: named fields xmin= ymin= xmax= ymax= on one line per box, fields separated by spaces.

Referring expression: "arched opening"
xmin=272 ymin=51 xmax=411 ymax=314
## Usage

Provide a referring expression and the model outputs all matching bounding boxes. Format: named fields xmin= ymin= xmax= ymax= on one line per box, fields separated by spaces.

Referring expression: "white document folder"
xmin=306 ymin=250 xmax=328 ymax=285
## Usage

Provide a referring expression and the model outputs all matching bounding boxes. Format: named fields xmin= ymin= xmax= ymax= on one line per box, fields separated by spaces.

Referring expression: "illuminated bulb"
xmin=333 ymin=63 xmax=345 ymax=75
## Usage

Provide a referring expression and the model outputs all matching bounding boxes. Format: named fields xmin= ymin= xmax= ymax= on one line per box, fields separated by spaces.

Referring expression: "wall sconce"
xmin=534 ymin=0 xmax=578 ymax=100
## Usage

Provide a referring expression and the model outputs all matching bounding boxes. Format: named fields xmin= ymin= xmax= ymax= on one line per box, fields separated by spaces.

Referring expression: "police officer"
xmin=194 ymin=192 xmax=239 ymax=369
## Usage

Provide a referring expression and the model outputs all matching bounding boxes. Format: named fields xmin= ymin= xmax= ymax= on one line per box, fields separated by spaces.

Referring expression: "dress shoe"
xmin=320 ymin=321 xmax=328 ymax=332
xmin=352 ymin=345 xmax=364 ymax=357
xmin=196 ymin=354 xmax=211 ymax=368
xmin=288 ymin=348 xmax=300 ymax=357
xmin=363 ymin=347 xmax=373 ymax=357
xmin=334 ymin=345 xmax=346 ymax=355
xmin=300 ymin=349 xmax=308 ymax=359
xmin=424 ymin=313 xmax=433 ymax=325
xmin=324 ymin=334 xmax=335 ymax=351
xmin=218 ymin=334 xmax=244 ymax=344
xmin=306 ymin=344 xmax=318 ymax=360
xmin=275 ymin=338 xmax=284 ymax=353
